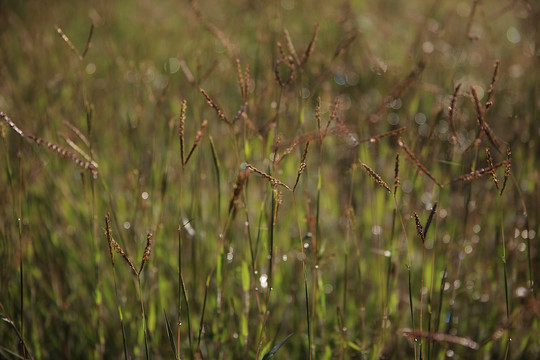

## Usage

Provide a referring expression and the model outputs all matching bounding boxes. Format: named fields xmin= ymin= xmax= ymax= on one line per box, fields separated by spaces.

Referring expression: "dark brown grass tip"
xmin=398 ymin=137 xmax=442 ymax=188
xmin=485 ymin=60 xmax=500 ymax=110
xmin=28 ymin=135 xmax=98 ymax=175
xmin=243 ymin=162 xmax=291 ymax=191
xmin=394 ymin=152 xmax=400 ymax=197
xmin=184 ymin=120 xmax=208 ymax=167
xmin=485 ymin=148 xmax=500 ymax=191
xmin=200 ymin=88 xmax=230 ymax=125
xmin=228 ymin=166 xmax=250 ymax=214
xmin=1 ymin=111 xmax=25 ymax=137
xmin=499 ymin=147 xmax=511 ymax=196
xmin=299 ymin=22 xmax=319 ymax=68
xmin=138 ymin=233 xmax=154 ymax=276
xmin=360 ymin=161 xmax=391 ymax=193
xmin=448 ymin=161 xmax=506 ymax=185
xmin=293 ymin=141 xmax=310 ymax=192
xmin=448 ymin=83 xmax=461 ymax=145
xmin=413 ymin=212 xmax=425 ymax=243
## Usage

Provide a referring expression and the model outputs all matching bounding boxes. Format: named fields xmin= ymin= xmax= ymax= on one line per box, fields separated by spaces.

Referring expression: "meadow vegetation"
xmin=1 ymin=0 xmax=539 ymax=358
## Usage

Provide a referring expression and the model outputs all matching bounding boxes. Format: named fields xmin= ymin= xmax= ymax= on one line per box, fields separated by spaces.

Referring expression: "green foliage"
xmin=1 ymin=0 xmax=539 ymax=359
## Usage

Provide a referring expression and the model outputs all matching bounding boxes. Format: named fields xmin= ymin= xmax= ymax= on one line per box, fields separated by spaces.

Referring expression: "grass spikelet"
xmin=138 ymin=233 xmax=154 ymax=276
xmin=413 ymin=212 xmax=425 ymax=243
xmin=179 ymin=99 xmax=187 ymax=167
xmin=398 ymin=137 xmax=442 ymax=187
xmin=109 ymin=232 xmax=137 ymax=276
xmin=1 ymin=111 xmax=25 ymax=137
xmin=448 ymin=83 xmax=461 ymax=145
xmin=471 ymin=86 xmax=485 ymax=131
xmin=448 ymin=161 xmax=506 ymax=184
xmin=228 ymin=166 xmax=249 ymax=215
xmin=293 ymin=141 xmax=310 ymax=192
xmin=360 ymin=160 xmax=391 ymax=193
xmin=200 ymin=89 xmax=230 ymax=125
xmin=315 ymin=97 xmax=322 ymax=141
xmin=485 ymin=148 xmax=500 ymax=190
xmin=28 ymin=135 xmax=98 ymax=175
xmin=500 ymin=147 xmax=511 ymax=195
xmin=283 ymin=28 xmax=300 ymax=66
xmin=184 ymin=120 xmax=208 ymax=167
xmin=244 ymin=163 xmax=291 ymax=191
xmin=394 ymin=152 xmax=400 ymax=197
xmin=483 ymin=120 xmax=502 ymax=153
xmin=485 ymin=60 xmax=500 ymax=110
xmin=54 ymin=25 xmax=82 ymax=60
xmin=105 ymin=213 xmax=115 ymax=264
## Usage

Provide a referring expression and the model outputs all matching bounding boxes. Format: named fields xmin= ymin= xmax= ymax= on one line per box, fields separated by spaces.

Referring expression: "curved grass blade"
xmin=262 ymin=333 xmax=294 ymax=360
xmin=164 ymin=310 xmax=179 ymax=360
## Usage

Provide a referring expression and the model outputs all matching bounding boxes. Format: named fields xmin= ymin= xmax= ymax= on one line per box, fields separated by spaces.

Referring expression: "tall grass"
xmin=1 ymin=0 xmax=539 ymax=359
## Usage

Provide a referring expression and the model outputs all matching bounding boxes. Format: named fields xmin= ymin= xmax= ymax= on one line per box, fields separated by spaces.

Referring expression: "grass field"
xmin=1 ymin=0 xmax=539 ymax=358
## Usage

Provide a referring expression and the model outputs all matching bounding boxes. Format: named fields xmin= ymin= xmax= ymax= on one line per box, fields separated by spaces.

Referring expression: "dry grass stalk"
xmin=179 ymin=99 xmax=187 ymax=167
xmin=483 ymin=121 xmax=502 ymax=153
xmin=333 ymin=32 xmax=357 ymax=59
xmin=466 ymin=86 xmax=501 ymax=153
xmin=500 ymin=147 xmax=511 ymax=195
xmin=274 ymin=56 xmax=296 ymax=88
xmin=184 ymin=120 xmax=208 ymax=167
xmin=28 ymin=135 xmax=98 ymax=175
xmin=413 ymin=212 xmax=425 ymax=243
xmin=423 ymin=202 xmax=437 ymax=238
xmin=54 ymin=25 xmax=83 ymax=60
xmin=360 ymin=161 xmax=391 ymax=193
xmin=293 ymin=141 xmax=310 ymax=192
xmin=367 ymin=59 xmax=426 ymax=123
xmin=394 ymin=152 xmax=400 ymax=197
xmin=299 ymin=23 xmax=319 ymax=68
xmin=400 ymin=328 xmax=479 ymax=350
xmin=485 ymin=60 xmax=500 ymax=110
xmin=63 ymin=120 xmax=90 ymax=148
xmin=1 ymin=111 xmax=25 ymax=137
xmin=228 ymin=167 xmax=250 ymax=214
xmin=59 ymin=134 xmax=98 ymax=170
xmin=398 ymin=137 xmax=442 ymax=188
xmin=138 ymin=233 xmax=154 ymax=275
xmin=283 ymin=28 xmax=300 ymax=66
xmin=81 ymin=23 xmax=95 ymax=58
xmin=448 ymin=161 xmax=506 ymax=184
xmin=359 ymin=127 xmax=407 ymax=144
xmin=485 ymin=148 xmax=500 ymax=191
xmin=448 ymin=83 xmax=461 ymax=145
xmin=244 ymin=163 xmax=291 ymax=191
xmin=200 ymin=89 xmax=230 ymax=125
xmin=105 ymin=216 xmax=137 ymax=275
